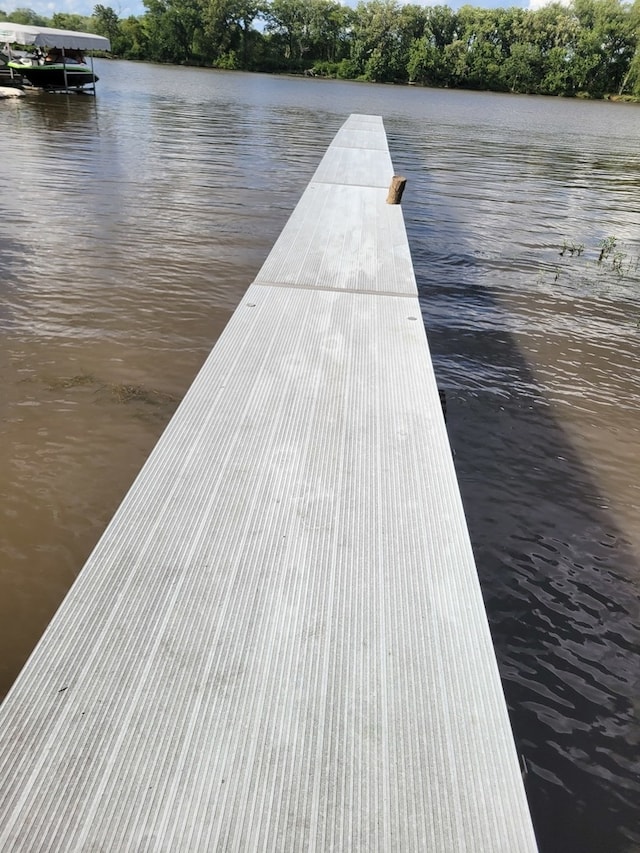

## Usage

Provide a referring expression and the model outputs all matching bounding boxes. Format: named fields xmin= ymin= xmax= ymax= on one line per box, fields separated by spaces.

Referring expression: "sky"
xmin=0 ymin=0 xmax=145 ymax=19
xmin=0 ymin=0 xmax=558 ymax=27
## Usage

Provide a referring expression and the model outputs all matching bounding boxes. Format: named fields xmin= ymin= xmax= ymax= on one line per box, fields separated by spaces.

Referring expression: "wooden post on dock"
xmin=386 ymin=174 xmax=407 ymax=204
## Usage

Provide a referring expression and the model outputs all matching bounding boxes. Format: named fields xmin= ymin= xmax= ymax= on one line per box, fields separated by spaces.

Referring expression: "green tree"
xmin=119 ymin=15 xmax=150 ymax=58
xmin=231 ymin=0 xmax=263 ymax=66
xmin=263 ymin=0 xmax=314 ymax=64
xmin=426 ymin=5 xmax=458 ymax=50
xmin=618 ymin=0 xmax=640 ymax=94
xmin=569 ymin=0 xmax=636 ymax=95
xmin=456 ymin=7 xmax=509 ymax=89
xmin=143 ymin=0 xmax=203 ymax=62
xmin=5 ymin=7 xmax=48 ymax=25
xmin=307 ymin=0 xmax=352 ymax=62
xmin=407 ymin=36 xmax=444 ymax=85
xmin=441 ymin=37 xmax=468 ymax=85
xmin=93 ymin=5 xmax=121 ymax=50
xmin=407 ymin=6 xmax=458 ymax=85
xmin=201 ymin=0 xmax=262 ymax=67
xmin=51 ymin=12 xmax=90 ymax=30
xmin=497 ymin=4 xmax=577 ymax=95
xmin=350 ymin=0 xmax=404 ymax=81
xmin=501 ymin=41 xmax=543 ymax=93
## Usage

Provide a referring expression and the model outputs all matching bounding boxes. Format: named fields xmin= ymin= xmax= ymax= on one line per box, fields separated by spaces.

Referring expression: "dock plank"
xmin=0 ymin=115 xmax=537 ymax=851
xmin=254 ymin=184 xmax=416 ymax=294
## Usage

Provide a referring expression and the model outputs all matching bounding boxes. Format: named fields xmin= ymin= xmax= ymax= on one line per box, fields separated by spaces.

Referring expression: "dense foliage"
xmin=2 ymin=0 xmax=640 ymax=97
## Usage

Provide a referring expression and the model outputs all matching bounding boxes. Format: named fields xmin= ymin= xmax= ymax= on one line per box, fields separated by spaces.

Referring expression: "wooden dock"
xmin=0 ymin=115 xmax=537 ymax=851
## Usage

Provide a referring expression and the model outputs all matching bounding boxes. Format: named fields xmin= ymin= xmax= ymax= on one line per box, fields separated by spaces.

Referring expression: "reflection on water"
xmin=1 ymin=62 xmax=639 ymax=852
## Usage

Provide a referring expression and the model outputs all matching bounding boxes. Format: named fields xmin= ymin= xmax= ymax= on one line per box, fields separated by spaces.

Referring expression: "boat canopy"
xmin=0 ymin=22 xmax=110 ymax=51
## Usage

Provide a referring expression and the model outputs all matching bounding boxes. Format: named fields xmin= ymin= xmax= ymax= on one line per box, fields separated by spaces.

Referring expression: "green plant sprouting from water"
xmin=560 ymin=240 xmax=584 ymax=257
xmin=541 ymin=238 xmax=640 ymax=328
xmin=598 ymin=236 xmax=618 ymax=263
xmin=594 ymin=236 xmax=638 ymax=278
xmin=553 ymin=235 xmax=639 ymax=281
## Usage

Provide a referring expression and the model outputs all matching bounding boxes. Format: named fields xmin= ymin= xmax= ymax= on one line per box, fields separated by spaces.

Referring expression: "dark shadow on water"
xmin=396 ymin=140 xmax=640 ymax=853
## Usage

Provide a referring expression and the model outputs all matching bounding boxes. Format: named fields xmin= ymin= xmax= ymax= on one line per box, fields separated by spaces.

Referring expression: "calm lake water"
xmin=1 ymin=61 xmax=639 ymax=852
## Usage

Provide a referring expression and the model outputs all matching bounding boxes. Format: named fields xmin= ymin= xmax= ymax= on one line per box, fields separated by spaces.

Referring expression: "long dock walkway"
xmin=0 ymin=115 xmax=537 ymax=851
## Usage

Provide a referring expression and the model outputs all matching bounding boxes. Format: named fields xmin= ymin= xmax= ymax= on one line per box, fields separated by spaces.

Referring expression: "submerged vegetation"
xmin=2 ymin=0 xmax=640 ymax=97
xmin=548 ymin=235 xmax=640 ymax=296
xmin=591 ymin=235 xmax=639 ymax=276
xmin=39 ymin=371 xmax=179 ymax=407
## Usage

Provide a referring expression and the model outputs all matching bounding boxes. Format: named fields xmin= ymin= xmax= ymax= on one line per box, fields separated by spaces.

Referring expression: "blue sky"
xmin=0 ymin=0 xmax=145 ymax=19
xmin=0 ymin=0 xmax=552 ymax=26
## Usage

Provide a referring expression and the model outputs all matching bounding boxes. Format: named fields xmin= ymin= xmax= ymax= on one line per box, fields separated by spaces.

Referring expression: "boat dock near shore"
xmin=0 ymin=22 xmax=109 ymax=93
xmin=0 ymin=114 xmax=538 ymax=850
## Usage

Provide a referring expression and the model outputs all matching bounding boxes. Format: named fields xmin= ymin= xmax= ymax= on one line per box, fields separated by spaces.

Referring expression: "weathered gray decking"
xmin=0 ymin=115 xmax=537 ymax=851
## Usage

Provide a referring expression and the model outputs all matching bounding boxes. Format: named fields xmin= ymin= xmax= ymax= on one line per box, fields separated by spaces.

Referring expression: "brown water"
xmin=1 ymin=62 xmax=639 ymax=852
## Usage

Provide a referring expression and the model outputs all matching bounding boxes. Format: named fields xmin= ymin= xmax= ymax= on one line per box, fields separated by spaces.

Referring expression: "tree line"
xmin=3 ymin=0 xmax=640 ymax=98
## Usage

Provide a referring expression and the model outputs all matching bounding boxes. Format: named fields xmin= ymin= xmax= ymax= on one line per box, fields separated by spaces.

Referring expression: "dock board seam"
xmin=250 ymin=280 xmax=418 ymax=299
xmin=310 ymin=179 xmax=392 ymax=190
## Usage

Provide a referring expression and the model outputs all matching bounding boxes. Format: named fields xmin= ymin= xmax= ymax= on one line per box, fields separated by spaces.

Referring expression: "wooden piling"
xmin=386 ymin=174 xmax=407 ymax=204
